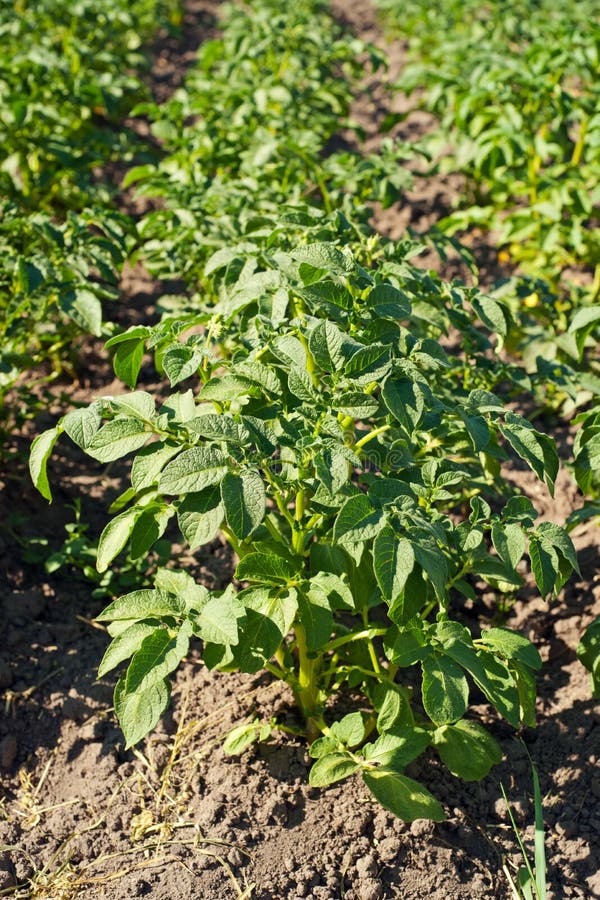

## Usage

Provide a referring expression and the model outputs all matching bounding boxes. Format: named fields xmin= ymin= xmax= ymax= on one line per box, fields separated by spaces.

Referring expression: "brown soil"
xmin=0 ymin=2 xmax=599 ymax=899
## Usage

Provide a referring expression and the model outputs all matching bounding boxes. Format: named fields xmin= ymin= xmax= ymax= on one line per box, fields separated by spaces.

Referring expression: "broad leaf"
xmin=221 ymin=470 xmax=266 ymax=539
xmin=433 ymin=721 xmax=502 ymax=780
xmin=362 ymin=769 xmax=445 ymax=822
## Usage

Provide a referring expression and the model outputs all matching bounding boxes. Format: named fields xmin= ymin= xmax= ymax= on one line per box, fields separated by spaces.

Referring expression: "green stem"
xmin=354 ymin=424 xmax=392 ymax=451
xmin=294 ymin=624 xmax=322 ymax=740
xmin=324 ymin=627 xmax=387 ymax=653
xmin=571 ymin=115 xmax=588 ymax=167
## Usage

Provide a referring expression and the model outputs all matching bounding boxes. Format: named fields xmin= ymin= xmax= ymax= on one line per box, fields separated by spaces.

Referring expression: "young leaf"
xmin=479 ymin=627 xmax=542 ymax=670
xmin=98 ymin=622 xmax=157 ymax=678
xmin=97 ymin=589 xmax=183 ymax=623
xmin=421 ymin=653 xmax=469 ymax=725
xmin=158 ymin=447 xmax=229 ymax=495
xmin=30 ymin=426 xmax=61 ymax=502
xmin=373 ymin=526 xmax=415 ymax=603
xmin=114 ymin=673 xmax=171 ymax=749
xmin=433 ymin=721 xmax=502 ymax=780
xmin=236 ymin=552 xmax=300 ymax=585
xmin=125 ymin=622 xmax=192 ymax=693
xmin=363 ymin=728 xmax=430 ymax=769
xmin=223 ymin=721 xmax=270 ymax=755
xmin=330 ymin=712 xmax=366 ymax=747
xmin=309 ymin=753 xmax=360 ymax=787
xmin=177 ymin=487 xmax=224 ymax=550
xmin=362 ymin=769 xmax=445 ymax=822
xmin=87 ymin=418 xmax=150 ymax=463
xmin=221 ymin=470 xmax=266 ymax=540
xmin=97 ymin=506 xmax=139 ymax=573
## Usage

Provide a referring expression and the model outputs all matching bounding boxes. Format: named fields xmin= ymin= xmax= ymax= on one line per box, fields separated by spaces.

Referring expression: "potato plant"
xmin=125 ymin=0 xmax=418 ymax=291
xmin=381 ymin=0 xmax=600 ymax=292
xmin=0 ymin=0 xmax=178 ymax=415
xmin=31 ymin=240 xmax=578 ymax=822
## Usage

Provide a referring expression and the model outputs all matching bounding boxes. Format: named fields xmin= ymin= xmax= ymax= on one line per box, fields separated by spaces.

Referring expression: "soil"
xmin=1 ymin=2 xmax=599 ymax=899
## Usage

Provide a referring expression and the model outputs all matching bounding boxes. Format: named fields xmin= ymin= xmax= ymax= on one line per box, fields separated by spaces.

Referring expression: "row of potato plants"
xmin=31 ymin=0 xmax=598 ymax=819
xmin=376 ymin=0 xmax=600 ymax=688
xmin=0 ymin=0 xmax=180 ymax=409
xmin=377 ymin=0 xmax=600 ymax=420
xmin=378 ymin=0 xmax=600 ymax=288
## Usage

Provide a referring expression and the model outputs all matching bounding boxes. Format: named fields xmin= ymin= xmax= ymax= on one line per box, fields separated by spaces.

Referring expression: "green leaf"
xmin=309 ymin=736 xmax=339 ymax=759
xmin=200 ymin=375 xmax=258 ymax=402
xmin=105 ymin=327 xmax=150 ymax=389
xmin=63 ymin=406 xmax=101 ymax=450
xmin=336 ymin=391 xmax=380 ymax=419
xmin=158 ymin=447 xmax=228 ymax=495
xmin=367 ymin=283 xmax=411 ymax=318
xmin=309 ymin=753 xmax=360 ymax=787
xmin=479 ymin=627 xmax=542 ymax=670
xmin=433 ymin=721 xmax=502 ymax=781
xmin=114 ymin=673 xmax=171 ymax=748
xmin=421 ymin=653 xmax=469 ymax=725
xmin=363 ymin=727 xmax=430 ymax=769
xmin=491 ymin=522 xmax=526 ymax=570
xmin=109 ymin=392 xmax=155 ymax=421
xmin=235 ymin=587 xmax=298 ymax=673
xmin=362 ymin=769 xmax=445 ymax=822
xmin=298 ymin=587 xmax=334 ymax=651
xmin=345 ymin=344 xmax=391 ymax=381
xmin=131 ymin=442 xmax=180 ymax=492
xmin=444 ymin=640 xmax=520 ymax=727
xmin=162 ymin=346 xmax=203 ymax=386
xmin=330 ymin=712 xmax=366 ymax=747
xmin=384 ymin=625 xmax=429 ymax=667
xmin=59 ymin=288 xmax=102 ymax=336
xmin=308 ymin=320 xmax=352 ymax=371
xmin=382 ymin=378 xmax=425 ymax=430
xmin=87 ymin=418 xmax=149 ymax=463
xmin=373 ymin=526 xmax=415 ymax=603
xmin=236 ymin=551 xmax=299 ymax=584
xmin=333 ymin=495 xmax=384 ymax=545
xmin=529 ymin=537 xmax=558 ymax=599
xmin=97 ymin=589 xmax=183 ymax=623
xmin=500 ymin=415 xmax=558 ymax=495
xmin=292 ymin=243 xmax=352 ymax=277
xmin=413 ymin=541 xmax=448 ymax=604
xmin=535 ymin=522 xmax=579 ymax=574
xmin=98 ymin=622 xmax=157 ymax=677
xmin=471 ymin=294 xmax=508 ymax=338
xmin=188 ymin=415 xmax=250 ymax=445
xmin=129 ymin=506 xmax=172 ymax=560
xmin=223 ymin=721 xmax=270 ymax=755
xmin=196 ymin=592 xmax=244 ymax=646
xmin=375 ymin=686 xmax=409 ymax=732
xmin=177 ymin=487 xmax=224 ymax=550
xmin=577 ymin=617 xmax=600 ymax=697
xmin=125 ymin=623 xmax=191 ymax=693
xmin=29 ymin=426 xmax=60 ymax=502
xmin=221 ymin=470 xmax=266 ymax=540
xmin=96 ymin=506 xmax=139 ymax=573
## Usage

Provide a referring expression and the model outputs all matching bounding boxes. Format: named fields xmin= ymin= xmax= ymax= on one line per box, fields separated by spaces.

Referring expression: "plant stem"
xmin=354 ymin=423 xmax=391 ymax=451
xmin=294 ymin=624 xmax=321 ymax=741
